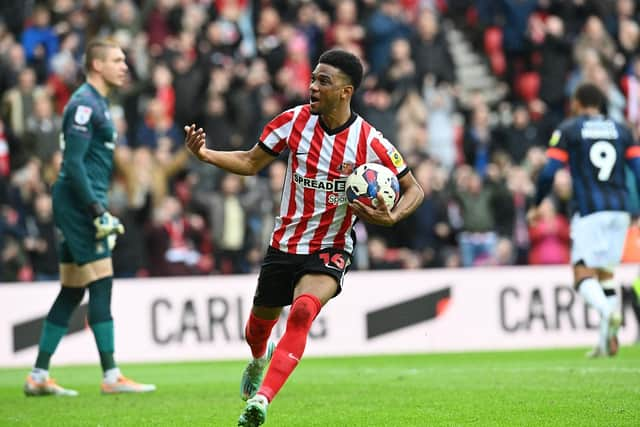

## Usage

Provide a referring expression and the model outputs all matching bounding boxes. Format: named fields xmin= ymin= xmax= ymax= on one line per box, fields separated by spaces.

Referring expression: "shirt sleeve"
xmin=366 ymin=129 xmax=409 ymax=178
xmin=61 ymin=101 xmax=100 ymax=210
xmin=545 ymin=127 xmax=569 ymax=164
xmin=258 ymin=108 xmax=296 ymax=156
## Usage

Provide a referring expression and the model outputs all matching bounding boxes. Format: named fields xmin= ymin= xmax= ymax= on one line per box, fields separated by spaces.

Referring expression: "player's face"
xmin=309 ymin=64 xmax=351 ymax=115
xmin=99 ymin=47 xmax=128 ymax=89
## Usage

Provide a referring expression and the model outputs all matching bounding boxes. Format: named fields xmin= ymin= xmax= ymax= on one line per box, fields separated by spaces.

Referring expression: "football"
xmin=345 ymin=163 xmax=400 ymax=209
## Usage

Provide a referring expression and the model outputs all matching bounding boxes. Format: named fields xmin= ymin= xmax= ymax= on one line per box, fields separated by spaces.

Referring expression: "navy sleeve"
xmin=534 ymin=158 xmax=565 ymax=206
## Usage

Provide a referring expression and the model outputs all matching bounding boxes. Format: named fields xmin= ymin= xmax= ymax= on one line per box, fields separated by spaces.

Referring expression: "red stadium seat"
xmin=489 ymin=52 xmax=506 ymax=76
xmin=484 ymin=26 xmax=503 ymax=55
xmin=515 ymin=72 xmax=540 ymax=102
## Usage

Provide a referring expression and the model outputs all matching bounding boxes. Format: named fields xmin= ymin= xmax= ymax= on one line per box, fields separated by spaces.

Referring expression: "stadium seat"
xmin=489 ymin=52 xmax=506 ymax=76
xmin=483 ymin=26 xmax=503 ymax=55
xmin=515 ymin=72 xmax=540 ymax=102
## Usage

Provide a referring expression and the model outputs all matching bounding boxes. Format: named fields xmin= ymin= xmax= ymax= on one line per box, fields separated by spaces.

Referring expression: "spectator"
xmin=532 ymin=15 xmax=573 ymax=124
xmin=23 ymin=91 xmax=60 ymax=165
xmin=411 ymin=8 xmax=455 ymax=85
xmin=2 ymin=67 xmax=39 ymax=143
xmin=365 ymin=0 xmax=412 ymax=76
xmin=574 ymin=15 xmax=617 ymax=72
xmin=20 ymin=5 xmax=59 ymax=83
xmin=424 ymin=78 xmax=457 ymax=171
xmin=196 ymin=173 xmax=251 ymax=274
xmin=527 ymin=197 xmax=570 ymax=265
xmin=324 ymin=0 xmax=365 ymax=52
xmin=497 ymin=103 xmax=543 ymax=165
xmin=463 ymin=102 xmax=497 ymax=177
xmin=407 ymin=158 xmax=452 ymax=267
xmin=296 ymin=1 xmax=328 ymax=65
xmin=23 ymin=192 xmax=57 ymax=281
xmin=454 ymin=170 xmax=499 ymax=266
xmin=380 ymin=37 xmax=417 ymax=96
xmin=135 ymin=99 xmax=182 ymax=150
xmin=146 ymin=195 xmax=212 ymax=277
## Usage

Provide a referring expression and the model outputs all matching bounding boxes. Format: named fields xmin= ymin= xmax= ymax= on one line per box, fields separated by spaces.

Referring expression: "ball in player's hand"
xmin=346 ymin=163 xmax=400 ymax=209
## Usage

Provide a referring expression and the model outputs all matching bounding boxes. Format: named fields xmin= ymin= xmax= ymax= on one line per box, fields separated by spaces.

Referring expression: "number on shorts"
xmin=589 ymin=140 xmax=617 ymax=181
xmin=319 ymin=252 xmax=346 ymax=270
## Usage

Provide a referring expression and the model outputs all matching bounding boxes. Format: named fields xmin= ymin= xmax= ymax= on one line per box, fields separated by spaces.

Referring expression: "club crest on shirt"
xmin=337 ymin=162 xmax=354 ymax=175
xmin=74 ymin=105 xmax=92 ymax=125
xmin=387 ymin=147 xmax=405 ymax=168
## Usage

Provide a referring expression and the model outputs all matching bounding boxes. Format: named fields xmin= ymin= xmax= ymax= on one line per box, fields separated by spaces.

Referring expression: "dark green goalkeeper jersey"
xmin=55 ymin=82 xmax=117 ymax=211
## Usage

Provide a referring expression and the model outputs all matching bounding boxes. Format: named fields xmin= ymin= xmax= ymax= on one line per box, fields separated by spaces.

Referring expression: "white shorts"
xmin=570 ymin=211 xmax=630 ymax=269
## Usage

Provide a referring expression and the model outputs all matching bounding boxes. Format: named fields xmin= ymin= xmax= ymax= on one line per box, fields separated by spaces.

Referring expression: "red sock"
xmin=258 ymin=294 xmax=321 ymax=402
xmin=245 ymin=312 xmax=278 ymax=358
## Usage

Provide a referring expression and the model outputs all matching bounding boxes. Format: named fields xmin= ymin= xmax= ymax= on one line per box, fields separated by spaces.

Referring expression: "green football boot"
xmin=238 ymin=394 xmax=268 ymax=427
xmin=240 ymin=341 xmax=275 ymax=401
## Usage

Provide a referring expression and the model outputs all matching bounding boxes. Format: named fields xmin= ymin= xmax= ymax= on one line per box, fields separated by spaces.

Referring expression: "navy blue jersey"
xmin=536 ymin=115 xmax=640 ymax=216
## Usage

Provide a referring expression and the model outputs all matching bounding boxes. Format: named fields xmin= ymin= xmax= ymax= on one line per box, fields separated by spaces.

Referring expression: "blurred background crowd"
xmin=2 ymin=0 xmax=640 ymax=282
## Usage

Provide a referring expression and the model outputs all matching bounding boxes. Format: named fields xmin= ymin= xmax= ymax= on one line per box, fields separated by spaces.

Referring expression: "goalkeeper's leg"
xmin=25 ymin=286 xmax=84 ymax=396
xmin=89 ymin=276 xmax=156 ymax=394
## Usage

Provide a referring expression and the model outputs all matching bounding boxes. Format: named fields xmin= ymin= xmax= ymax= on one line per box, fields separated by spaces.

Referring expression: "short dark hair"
xmin=318 ymin=49 xmax=363 ymax=91
xmin=574 ymin=82 xmax=607 ymax=111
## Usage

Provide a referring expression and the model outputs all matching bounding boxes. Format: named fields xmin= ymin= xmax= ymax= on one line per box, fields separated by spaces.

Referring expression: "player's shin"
xmin=601 ymin=279 xmax=621 ymax=355
xmin=35 ymin=287 xmax=86 ymax=371
xmin=578 ymin=277 xmax=612 ymax=354
xmin=577 ymin=277 xmax=611 ymax=319
xmin=258 ymin=294 xmax=321 ymax=402
xmin=245 ymin=312 xmax=278 ymax=359
xmin=88 ymin=277 xmax=116 ymax=372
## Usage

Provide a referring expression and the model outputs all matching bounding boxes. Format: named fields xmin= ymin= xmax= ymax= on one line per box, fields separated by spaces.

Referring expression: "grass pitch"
xmin=1 ymin=346 xmax=639 ymax=426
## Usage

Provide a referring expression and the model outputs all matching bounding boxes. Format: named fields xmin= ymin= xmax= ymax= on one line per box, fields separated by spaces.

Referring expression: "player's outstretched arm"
xmin=350 ymin=171 xmax=424 ymax=227
xmin=184 ymin=124 xmax=275 ymax=176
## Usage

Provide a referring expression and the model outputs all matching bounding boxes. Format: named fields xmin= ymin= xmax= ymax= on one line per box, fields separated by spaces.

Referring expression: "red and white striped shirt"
xmin=259 ymin=104 xmax=408 ymax=254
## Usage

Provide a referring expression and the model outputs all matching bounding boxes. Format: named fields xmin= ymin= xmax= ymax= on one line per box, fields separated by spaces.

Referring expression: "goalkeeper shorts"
xmin=52 ymin=184 xmax=112 ymax=265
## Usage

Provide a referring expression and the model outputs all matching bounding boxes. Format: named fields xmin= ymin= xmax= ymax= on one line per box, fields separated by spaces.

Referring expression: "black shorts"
xmin=253 ymin=246 xmax=351 ymax=307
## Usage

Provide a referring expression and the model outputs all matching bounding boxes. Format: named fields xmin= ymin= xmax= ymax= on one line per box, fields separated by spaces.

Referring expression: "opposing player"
xmin=184 ymin=49 xmax=424 ymax=426
xmin=530 ymin=82 xmax=640 ymax=357
xmin=24 ymin=38 xmax=155 ymax=396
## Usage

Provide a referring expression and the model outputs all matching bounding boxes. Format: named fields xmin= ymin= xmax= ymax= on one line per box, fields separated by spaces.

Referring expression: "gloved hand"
xmin=107 ymin=234 xmax=118 ymax=250
xmin=94 ymin=211 xmax=125 ymax=239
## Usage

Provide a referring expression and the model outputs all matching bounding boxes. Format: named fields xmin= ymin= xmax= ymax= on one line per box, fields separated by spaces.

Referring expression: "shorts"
xmin=52 ymin=184 xmax=111 ymax=265
xmin=570 ymin=211 xmax=630 ymax=269
xmin=253 ymin=246 xmax=351 ymax=307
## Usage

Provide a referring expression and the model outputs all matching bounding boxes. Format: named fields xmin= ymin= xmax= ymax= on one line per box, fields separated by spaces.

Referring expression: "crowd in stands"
xmin=2 ymin=0 xmax=640 ymax=282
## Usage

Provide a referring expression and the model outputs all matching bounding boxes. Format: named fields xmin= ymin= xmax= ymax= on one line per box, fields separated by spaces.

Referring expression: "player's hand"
xmin=184 ymin=124 xmax=207 ymax=161
xmin=349 ymin=193 xmax=396 ymax=227
xmin=94 ymin=211 xmax=125 ymax=240
xmin=107 ymin=234 xmax=117 ymax=250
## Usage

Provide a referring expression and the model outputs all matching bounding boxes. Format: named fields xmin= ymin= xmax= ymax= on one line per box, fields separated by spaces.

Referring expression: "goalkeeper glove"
xmin=93 ymin=211 xmax=125 ymax=240
xmin=107 ymin=233 xmax=118 ymax=250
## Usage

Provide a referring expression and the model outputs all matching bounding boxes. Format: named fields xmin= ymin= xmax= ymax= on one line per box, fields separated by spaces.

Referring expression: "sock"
xmin=258 ymin=294 xmax=321 ymax=402
xmin=30 ymin=368 xmax=48 ymax=382
xmin=578 ymin=278 xmax=611 ymax=319
xmin=91 ymin=321 xmax=116 ymax=371
xmin=245 ymin=312 xmax=279 ymax=359
xmin=103 ymin=367 xmax=121 ymax=383
xmin=35 ymin=321 xmax=67 ymax=370
xmin=601 ymin=280 xmax=618 ymax=315
xmin=34 ymin=287 xmax=85 ymax=370
xmin=578 ymin=278 xmax=612 ymax=352
xmin=88 ymin=277 xmax=116 ymax=372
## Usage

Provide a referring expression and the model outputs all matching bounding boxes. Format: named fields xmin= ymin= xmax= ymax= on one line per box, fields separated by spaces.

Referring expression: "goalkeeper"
xmin=24 ymin=38 xmax=155 ymax=396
